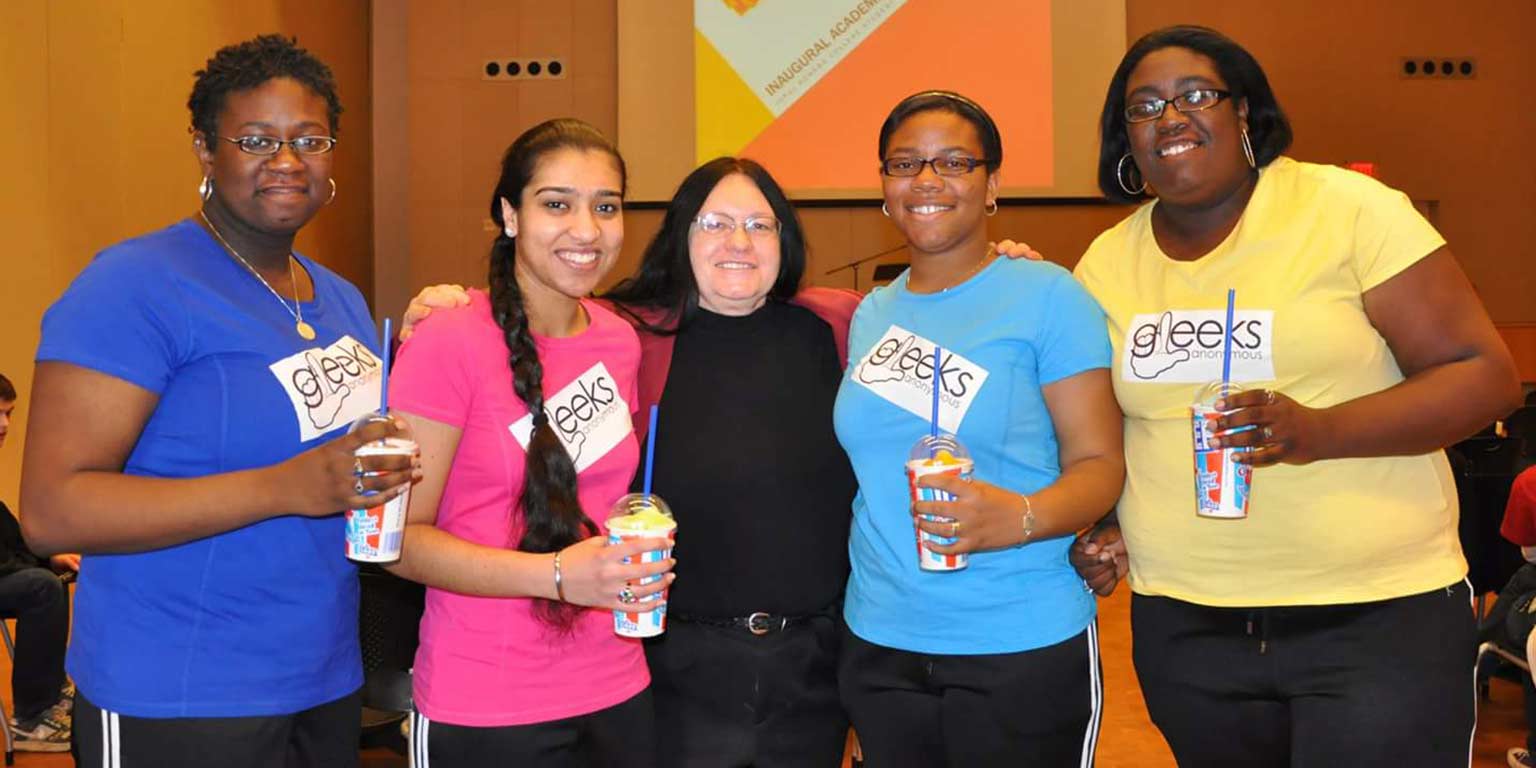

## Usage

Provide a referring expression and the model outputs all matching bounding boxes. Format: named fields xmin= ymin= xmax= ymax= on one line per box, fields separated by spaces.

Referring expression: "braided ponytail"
xmin=487 ymin=119 xmax=627 ymax=630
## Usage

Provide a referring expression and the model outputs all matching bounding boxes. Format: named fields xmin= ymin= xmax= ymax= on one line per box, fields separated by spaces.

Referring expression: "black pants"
xmin=410 ymin=688 xmax=654 ymax=768
xmin=1132 ymin=581 xmax=1476 ymax=768
xmin=73 ymin=689 xmax=360 ymax=768
xmin=0 ymin=567 xmax=69 ymax=724
xmin=645 ymin=615 xmax=847 ymax=767
xmin=839 ymin=624 xmax=1102 ymax=768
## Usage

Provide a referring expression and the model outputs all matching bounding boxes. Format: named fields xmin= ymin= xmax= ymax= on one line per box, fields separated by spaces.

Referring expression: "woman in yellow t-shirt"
xmin=1069 ymin=25 xmax=1521 ymax=768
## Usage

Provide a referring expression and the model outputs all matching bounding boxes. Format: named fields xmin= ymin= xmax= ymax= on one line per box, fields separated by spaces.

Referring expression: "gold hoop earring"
xmin=199 ymin=176 xmax=213 ymax=202
xmin=1116 ymin=153 xmax=1146 ymax=196
xmin=326 ymin=178 xmax=337 ymax=205
xmin=1240 ymin=128 xmax=1257 ymax=169
xmin=881 ymin=203 xmax=890 ymax=217
xmin=984 ymin=200 xmax=998 ymax=217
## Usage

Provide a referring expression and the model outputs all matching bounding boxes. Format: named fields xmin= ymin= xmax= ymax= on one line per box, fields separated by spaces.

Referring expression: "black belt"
xmin=670 ymin=609 xmax=829 ymax=636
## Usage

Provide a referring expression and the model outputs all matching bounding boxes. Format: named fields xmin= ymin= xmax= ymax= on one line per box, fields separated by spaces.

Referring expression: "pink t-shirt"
xmin=389 ymin=290 xmax=647 ymax=726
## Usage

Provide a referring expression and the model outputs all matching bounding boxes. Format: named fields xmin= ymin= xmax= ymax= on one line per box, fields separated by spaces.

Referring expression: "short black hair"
xmin=1097 ymin=25 xmax=1293 ymax=203
xmin=0 ymin=373 xmax=14 ymax=402
xmin=604 ymin=157 xmax=806 ymax=331
xmin=188 ymin=34 xmax=343 ymax=141
xmin=878 ymin=91 xmax=1003 ymax=174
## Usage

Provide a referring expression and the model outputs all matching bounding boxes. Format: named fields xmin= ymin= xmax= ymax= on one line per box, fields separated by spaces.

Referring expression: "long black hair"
xmin=603 ymin=157 xmax=806 ymax=332
xmin=1097 ymin=25 xmax=1293 ymax=203
xmin=488 ymin=118 xmax=627 ymax=629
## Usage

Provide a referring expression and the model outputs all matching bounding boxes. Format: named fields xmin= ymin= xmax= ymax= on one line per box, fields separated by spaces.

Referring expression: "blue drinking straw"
xmin=930 ymin=346 xmax=942 ymax=455
xmin=1220 ymin=289 xmax=1236 ymax=390
xmin=379 ymin=317 xmax=392 ymax=415
xmin=642 ymin=405 xmax=659 ymax=498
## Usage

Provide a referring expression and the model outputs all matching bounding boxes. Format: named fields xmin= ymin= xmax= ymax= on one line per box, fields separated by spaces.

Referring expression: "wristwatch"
xmin=1020 ymin=494 xmax=1036 ymax=544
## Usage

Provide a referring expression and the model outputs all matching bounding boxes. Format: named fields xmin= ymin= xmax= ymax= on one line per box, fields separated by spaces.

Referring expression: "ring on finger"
xmin=1262 ymin=425 xmax=1275 ymax=440
xmin=618 ymin=587 xmax=637 ymax=604
xmin=950 ymin=520 xmax=961 ymax=537
xmin=354 ymin=477 xmax=366 ymax=495
xmin=1265 ymin=389 xmax=1277 ymax=405
xmin=353 ymin=457 xmax=365 ymax=477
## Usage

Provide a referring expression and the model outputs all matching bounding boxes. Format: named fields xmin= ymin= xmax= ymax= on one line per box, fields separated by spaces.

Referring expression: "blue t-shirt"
xmin=37 ymin=219 xmax=383 ymax=717
xmin=833 ymin=256 xmax=1112 ymax=654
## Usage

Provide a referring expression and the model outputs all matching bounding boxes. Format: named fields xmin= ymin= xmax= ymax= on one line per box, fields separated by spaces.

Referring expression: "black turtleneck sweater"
xmin=641 ymin=302 xmax=856 ymax=616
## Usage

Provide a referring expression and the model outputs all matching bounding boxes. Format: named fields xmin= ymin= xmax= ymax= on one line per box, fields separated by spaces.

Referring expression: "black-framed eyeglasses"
xmin=1123 ymin=89 xmax=1231 ymax=123
xmin=879 ymin=156 xmax=990 ymax=177
xmin=692 ymin=212 xmax=782 ymax=239
xmin=220 ymin=135 xmax=338 ymax=156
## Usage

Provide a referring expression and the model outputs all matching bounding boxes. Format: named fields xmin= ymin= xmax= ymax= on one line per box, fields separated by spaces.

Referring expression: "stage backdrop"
xmin=619 ymin=0 xmax=1126 ymax=202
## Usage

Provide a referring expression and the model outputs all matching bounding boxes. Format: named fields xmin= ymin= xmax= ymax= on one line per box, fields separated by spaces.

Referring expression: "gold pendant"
xmin=296 ymin=321 xmax=317 ymax=341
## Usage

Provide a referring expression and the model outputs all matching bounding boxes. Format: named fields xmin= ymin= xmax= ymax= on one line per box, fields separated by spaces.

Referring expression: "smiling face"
xmin=503 ymin=147 xmax=625 ymax=305
xmin=194 ymin=77 xmax=334 ymax=236
xmin=879 ymin=109 xmax=998 ymax=257
xmin=1124 ymin=46 xmax=1251 ymax=208
xmin=688 ymin=173 xmax=782 ymax=316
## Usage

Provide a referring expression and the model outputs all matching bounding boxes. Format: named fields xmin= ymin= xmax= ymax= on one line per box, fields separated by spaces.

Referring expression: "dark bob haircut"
xmin=1097 ymin=25 xmax=1293 ymax=203
xmin=188 ymin=34 xmax=344 ymax=141
xmin=604 ymin=156 xmax=807 ymax=332
xmin=877 ymin=91 xmax=1003 ymax=174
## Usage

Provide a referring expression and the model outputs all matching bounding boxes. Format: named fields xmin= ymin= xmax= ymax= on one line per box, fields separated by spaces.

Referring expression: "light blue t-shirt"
xmin=833 ymin=256 xmax=1112 ymax=654
xmin=37 ymin=219 xmax=383 ymax=717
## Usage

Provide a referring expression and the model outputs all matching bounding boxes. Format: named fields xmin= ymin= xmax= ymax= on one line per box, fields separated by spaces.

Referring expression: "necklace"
xmin=198 ymin=209 xmax=316 ymax=340
xmin=934 ymin=245 xmax=997 ymax=294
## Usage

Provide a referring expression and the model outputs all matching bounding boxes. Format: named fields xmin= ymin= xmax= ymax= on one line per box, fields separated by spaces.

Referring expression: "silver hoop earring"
xmin=881 ymin=203 xmax=890 ymax=217
xmin=199 ymin=176 xmax=213 ymax=202
xmin=984 ymin=200 xmax=998 ymax=216
xmin=1240 ymin=128 xmax=1257 ymax=169
xmin=326 ymin=178 xmax=337 ymax=205
xmin=1116 ymin=153 xmax=1146 ymax=196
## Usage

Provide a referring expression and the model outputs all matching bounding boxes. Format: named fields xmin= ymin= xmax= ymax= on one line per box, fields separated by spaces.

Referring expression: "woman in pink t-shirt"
xmin=385 ymin=119 xmax=674 ymax=767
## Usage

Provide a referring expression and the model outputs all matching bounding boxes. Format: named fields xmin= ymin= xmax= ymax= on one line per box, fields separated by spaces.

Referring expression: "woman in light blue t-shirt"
xmin=832 ymin=91 xmax=1125 ymax=768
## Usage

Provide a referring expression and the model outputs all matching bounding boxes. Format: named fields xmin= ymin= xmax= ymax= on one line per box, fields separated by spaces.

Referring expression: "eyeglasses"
xmin=1123 ymin=89 xmax=1231 ymax=123
xmin=880 ymin=156 xmax=989 ymax=177
xmin=220 ymin=135 xmax=338 ymax=156
xmin=693 ymin=212 xmax=782 ymax=239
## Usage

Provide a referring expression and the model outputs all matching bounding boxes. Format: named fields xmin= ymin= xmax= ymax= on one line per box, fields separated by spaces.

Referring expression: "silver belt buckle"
xmin=746 ymin=612 xmax=773 ymax=636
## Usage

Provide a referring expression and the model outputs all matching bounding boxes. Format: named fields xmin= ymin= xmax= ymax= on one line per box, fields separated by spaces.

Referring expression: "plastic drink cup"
xmin=345 ymin=414 xmax=415 ymax=563
xmin=906 ymin=434 xmax=973 ymax=571
xmin=1191 ymin=382 xmax=1254 ymax=519
xmin=607 ymin=493 xmax=676 ymax=638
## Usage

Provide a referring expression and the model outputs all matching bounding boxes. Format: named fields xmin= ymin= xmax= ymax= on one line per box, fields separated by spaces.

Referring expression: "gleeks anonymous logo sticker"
xmin=851 ymin=324 xmax=988 ymax=433
xmin=268 ymin=335 xmax=383 ymax=442
xmin=509 ymin=362 xmax=632 ymax=473
xmin=1122 ymin=310 xmax=1275 ymax=383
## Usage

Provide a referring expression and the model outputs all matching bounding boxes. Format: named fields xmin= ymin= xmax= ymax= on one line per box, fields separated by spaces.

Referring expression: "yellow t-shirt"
xmin=1074 ymin=157 xmax=1464 ymax=607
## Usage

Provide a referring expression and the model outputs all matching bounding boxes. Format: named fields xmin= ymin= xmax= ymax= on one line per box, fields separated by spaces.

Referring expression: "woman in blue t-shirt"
xmin=21 ymin=36 xmax=416 ymax=768
xmin=832 ymin=91 xmax=1126 ymax=767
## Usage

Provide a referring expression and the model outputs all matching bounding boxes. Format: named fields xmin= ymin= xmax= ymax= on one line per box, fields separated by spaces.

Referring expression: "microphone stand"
xmin=823 ymin=243 xmax=908 ymax=291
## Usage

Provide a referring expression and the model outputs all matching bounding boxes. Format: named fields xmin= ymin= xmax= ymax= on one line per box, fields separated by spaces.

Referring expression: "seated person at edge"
xmin=0 ymin=372 xmax=77 ymax=752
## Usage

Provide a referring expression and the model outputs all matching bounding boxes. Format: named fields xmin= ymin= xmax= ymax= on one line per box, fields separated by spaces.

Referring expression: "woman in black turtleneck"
xmin=601 ymin=158 xmax=859 ymax=767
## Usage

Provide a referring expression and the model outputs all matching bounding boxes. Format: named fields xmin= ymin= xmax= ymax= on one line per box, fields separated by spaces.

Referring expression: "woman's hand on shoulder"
xmin=400 ymin=284 xmax=472 ymax=342
xmin=555 ymin=535 xmax=676 ymax=612
xmin=271 ymin=414 xmax=421 ymax=517
xmin=992 ymin=239 xmax=1043 ymax=261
